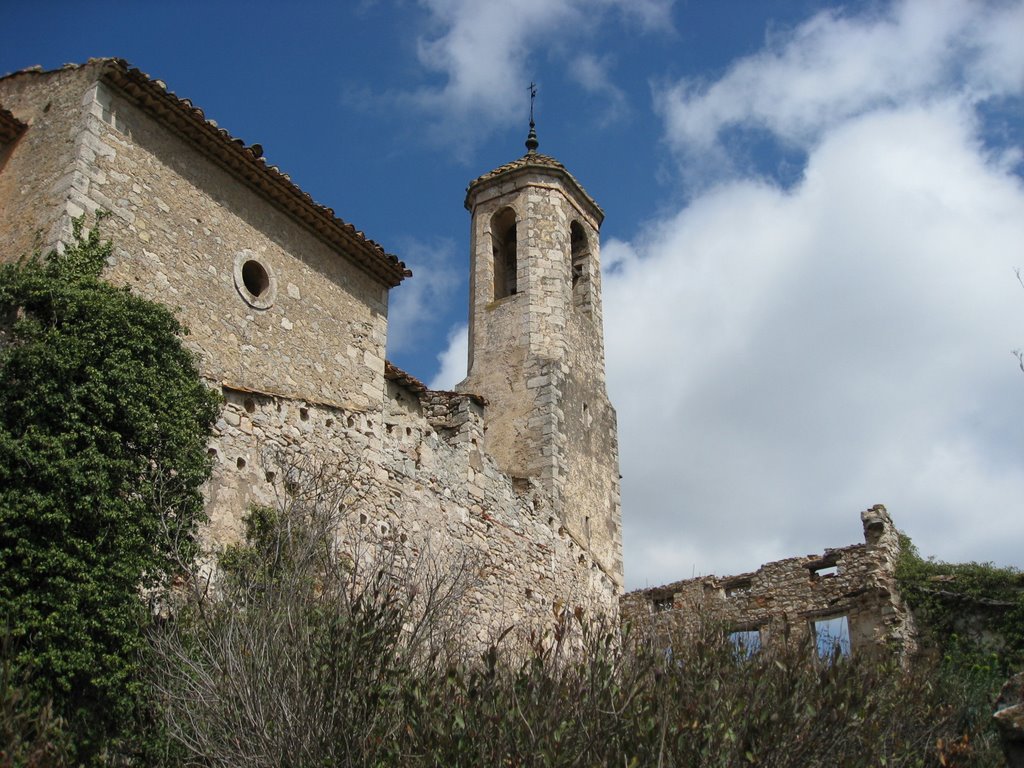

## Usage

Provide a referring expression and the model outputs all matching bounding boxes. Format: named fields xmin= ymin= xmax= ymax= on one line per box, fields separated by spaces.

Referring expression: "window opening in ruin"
xmin=813 ymin=615 xmax=851 ymax=659
xmin=491 ymin=207 xmax=518 ymax=299
xmin=724 ymin=579 xmax=752 ymax=598
xmin=652 ymin=595 xmax=674 ymax=612
xmin=300 ymin=407 xmax=309 ymax=421
xmin=241 ymin=260 xmax=270 ymax=297
xmin=729 ymin=629 xmax=762 ymax=658
xmin=808 ymin=558 xmax=840 ymax=579
xmin=570 ymin=221 xmax=590 ymax=309
xmin=243 ymin=398 xmax=256 ymax=413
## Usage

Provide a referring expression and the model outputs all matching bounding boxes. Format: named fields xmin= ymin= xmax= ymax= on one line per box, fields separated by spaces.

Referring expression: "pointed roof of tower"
xmin=465 ymin=99 xmax=602 ymax=221
xmin=464 ymin=151 xmax=604 ymax=223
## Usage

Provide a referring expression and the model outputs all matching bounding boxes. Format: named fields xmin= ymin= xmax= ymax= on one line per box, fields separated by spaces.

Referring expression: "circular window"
xmin=233 ymin=251 xmax=277 ymax=309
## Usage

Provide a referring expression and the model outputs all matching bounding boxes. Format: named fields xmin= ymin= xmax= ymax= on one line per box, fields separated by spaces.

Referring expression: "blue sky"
xmin=3 ymin=0 xmax=1023 ymax=589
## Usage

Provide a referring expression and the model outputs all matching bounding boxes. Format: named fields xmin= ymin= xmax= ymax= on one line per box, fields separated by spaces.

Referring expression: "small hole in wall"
xmin=300 ymin=407 xmax=309 ymax=421
xmin=243 ymin=398 xmax=255 ymax=413
xmin=406 ymin=427 xmax=412 ymax=436
xmin=400 ymin=533 xmax=407 ymax=543
xmin=265 ymin=471 xmax=276 ymax=483
xmin=380 ymin=523 xmax=388 ymax=535
xmin=236 ymin=457 xmax=246 ymax=469
xmin=241 ymin=260 xmax=270 ymax=297
xmin=325 ymin=418 xmax=334 ymax=428
xmin=207 ymin=448 xmax=218 ymax=460
xmin=471 ymin=438 xmax=478 ymax=446
xmin=359 ymin=513 xmax=367 ymax=524
xmin=525 ymin=588 xmax=533 ymax=599
xmin=548 ymin=516 xmax=555 ymax=526
xmin=386 ymin=424 xmax=394 ymax=435
xmin=578 ymin=554 xmax=586 ymax=565
xmin=347 ymin=416 xmax=355 ymax=428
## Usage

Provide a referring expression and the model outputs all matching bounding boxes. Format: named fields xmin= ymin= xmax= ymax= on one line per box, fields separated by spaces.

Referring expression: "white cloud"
xmin=569 ymin=53 xmax=628 ymax=126
xmin=611 ymin=1 xmax=1024 ymax=588
xmin=656 ymin=0 xmax=1024 ymax=179
xmin=408 ymin=0 xmax=672 ymax=144
xmin=386 ymin=237 xmax=462 ymax=356
xmin=430 ymin=324 xmax=468 ymax=390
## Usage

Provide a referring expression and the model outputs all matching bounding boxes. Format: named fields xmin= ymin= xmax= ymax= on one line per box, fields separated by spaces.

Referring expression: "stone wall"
xmin=207 ymin=376 xmax=620 ymax=648
xmin=622 ymin=505 xmax=917 ymax=658
xmin=0 ymin=65 xmax=90 ymax=260
xmin=461 ymin=158 xmax=623 ymax=587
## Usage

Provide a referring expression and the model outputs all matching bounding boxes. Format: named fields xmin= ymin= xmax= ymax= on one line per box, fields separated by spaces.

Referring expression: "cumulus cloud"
xmin=656 ymin=0 xmax=1024 ymax=181
xmin=569 ymin=53 xmax=628 ymax=126
xmin=408 ymin=0 xmax=672 ymax=144
xmin=429 ymin=324 xmax=468 ymax=390
xmin=386 ymin=237 xmax=462 ymax=357
xmin=423 ymin=0 xmax=1024 ymax=589
xmin=612 ymin=0 xmax=1024 ymax=588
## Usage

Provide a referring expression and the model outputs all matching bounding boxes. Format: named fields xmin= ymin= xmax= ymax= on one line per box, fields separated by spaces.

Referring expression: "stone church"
xmin=0 ymin=59 xmax=623 ymax=644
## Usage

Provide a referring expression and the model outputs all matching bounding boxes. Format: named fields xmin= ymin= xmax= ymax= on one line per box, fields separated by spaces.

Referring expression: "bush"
xmin=896 ymin=533 xmax=1024 ymax=676
xmin=0 ymin=219 xmax=219 ymax=763
xmin=151 ymin=455 xmax=1000 ymax=766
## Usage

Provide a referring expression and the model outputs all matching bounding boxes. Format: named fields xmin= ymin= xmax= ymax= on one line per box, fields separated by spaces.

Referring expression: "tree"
xmin=0 ymin=219 xmax=220 ymax=762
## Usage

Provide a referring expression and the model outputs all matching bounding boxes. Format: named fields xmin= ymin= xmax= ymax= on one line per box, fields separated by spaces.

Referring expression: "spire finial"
xmin=525 ymin=82 xmax=539 ymax=153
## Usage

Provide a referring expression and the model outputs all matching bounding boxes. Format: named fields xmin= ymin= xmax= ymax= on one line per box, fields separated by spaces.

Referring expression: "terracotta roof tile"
xmin=385 ymin=361 xmax=486 ymax=405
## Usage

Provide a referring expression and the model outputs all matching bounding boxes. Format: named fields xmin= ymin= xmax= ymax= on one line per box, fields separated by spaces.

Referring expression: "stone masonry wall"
xmin=0 ymin=65 xmax=389 ymax=412
xmin=0 ymin=66 xmax=92 ymax=260
xmin=461 ymin=164 xmax=623 ymax=587
xmin=207 ymin=379 xmax=620 ymax=648
xmin=621 ymin=505 xmax=917 ymax=658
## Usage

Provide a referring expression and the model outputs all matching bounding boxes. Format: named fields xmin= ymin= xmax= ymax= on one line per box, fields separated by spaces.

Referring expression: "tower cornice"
xmin=464 ymin=152 xmax=605 ymax=225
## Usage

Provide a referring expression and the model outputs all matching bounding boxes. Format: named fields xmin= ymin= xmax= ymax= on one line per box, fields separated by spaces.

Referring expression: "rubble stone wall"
xmin=461 ymin=165 xmax=622 ymax=587
xmin=622 ymin=505 xmax=917 ymax=658
xmin=208 ymin=381 xmax=620 ymax=648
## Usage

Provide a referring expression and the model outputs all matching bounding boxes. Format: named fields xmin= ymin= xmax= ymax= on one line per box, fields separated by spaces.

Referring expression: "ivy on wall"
xmin=0 ymin=219 xmax=220 ymax=762
xmin=896 ymin=532 xmax=1024 ymax=676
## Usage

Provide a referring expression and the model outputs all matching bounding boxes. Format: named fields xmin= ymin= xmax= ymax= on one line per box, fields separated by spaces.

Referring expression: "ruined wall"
xmin=622 ymin=506 xmax=917 ymax=658
xmin=206 ymin=378 xmax=619 ymax=648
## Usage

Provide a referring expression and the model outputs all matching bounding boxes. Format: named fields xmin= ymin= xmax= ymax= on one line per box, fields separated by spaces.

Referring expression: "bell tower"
xmin=459 ymin=120 xmax=623 ymax=588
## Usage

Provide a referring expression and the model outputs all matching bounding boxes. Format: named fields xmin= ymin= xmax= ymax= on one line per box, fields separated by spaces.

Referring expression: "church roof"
xmin=1 ymin=59 xmax=411 ymax=287
xmin=464 ymin=151 xmax=604 ymax=224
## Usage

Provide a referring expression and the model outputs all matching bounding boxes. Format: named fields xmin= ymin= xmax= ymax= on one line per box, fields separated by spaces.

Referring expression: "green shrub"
xmin=151 ymin=459 xmax=1001 ymax=766
xmin=896 ymin=533 xmax=1024 ymax=676
xmin=0 ymin=219 xmax=219 ymax=763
